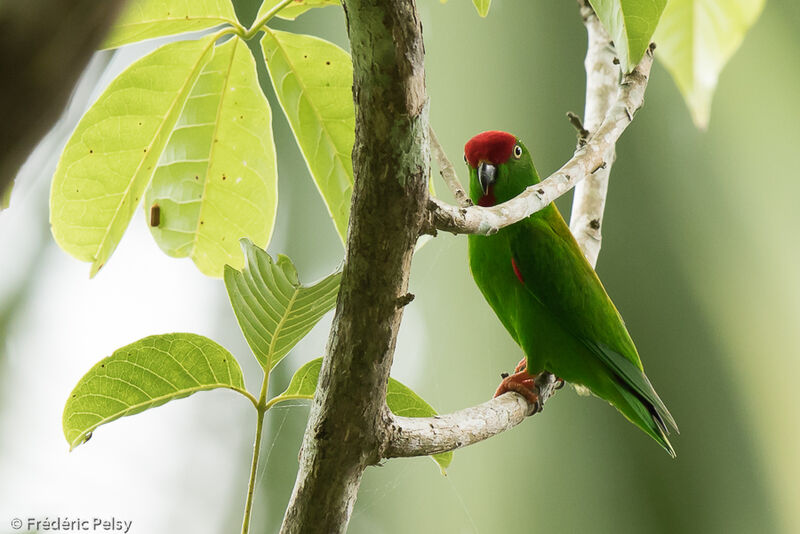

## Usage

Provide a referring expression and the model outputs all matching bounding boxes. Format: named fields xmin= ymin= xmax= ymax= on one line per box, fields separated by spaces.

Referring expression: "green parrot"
xmin=465 ymin=130 xmax=677 ymax=456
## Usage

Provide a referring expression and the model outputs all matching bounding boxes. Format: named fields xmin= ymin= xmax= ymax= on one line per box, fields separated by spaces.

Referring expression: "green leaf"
xmin=272 ymin=357 xmax=323 ymax=400
xmin=63 ymin=333 xmax=249 ymax=450
xmin=50 ymin=35 xmax=217 ymax=277
xmin=224 ymin=240 xmax=341 ymax=371
xmin=589 ymin=0 xmax=667 ymax=73
xmin=271 ymin=357 xmax=453 ymax=473
xmin=653 ymin=0 xmax=765 ymax=129
xmin=104 ymin=0 xmax=240 ymax=49
xmin=255 ymin=0 xmax=341 ymax=22
xmin=472 ymin=0 xmax=492 ymax=17
xmin=261 ymin=30 xmax=354 ymax=244
xmin=145 ymin=37 xmax=277 ymax=277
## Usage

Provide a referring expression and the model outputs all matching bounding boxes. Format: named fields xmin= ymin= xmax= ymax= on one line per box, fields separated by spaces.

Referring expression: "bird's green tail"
xmin=611 ymin=382 xmax=676 ymax=457
xmin=582 ymin=339 xmax=678 ymax=457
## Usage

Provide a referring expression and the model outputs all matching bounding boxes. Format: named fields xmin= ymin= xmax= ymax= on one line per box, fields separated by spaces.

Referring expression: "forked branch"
xmin=425 ymin=43 xmax=653 ymax=237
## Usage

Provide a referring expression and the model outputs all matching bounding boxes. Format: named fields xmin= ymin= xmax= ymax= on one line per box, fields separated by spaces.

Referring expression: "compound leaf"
xmin=50 ymin=35 xmax=217 ymax=277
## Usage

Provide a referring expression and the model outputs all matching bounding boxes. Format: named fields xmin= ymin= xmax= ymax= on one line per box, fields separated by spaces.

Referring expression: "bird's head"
xmin=464 ymin=131 xmax=539 ymax=207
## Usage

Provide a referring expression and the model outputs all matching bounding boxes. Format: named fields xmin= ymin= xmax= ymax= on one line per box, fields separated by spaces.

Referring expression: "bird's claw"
xmin=494 ymin=368 xmax=541 ymax=414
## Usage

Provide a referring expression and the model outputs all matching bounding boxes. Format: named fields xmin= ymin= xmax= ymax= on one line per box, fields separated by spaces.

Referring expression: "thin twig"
xmin=430 ymin=126 xmax=472 ymax=208
xmin=566 ymin=111 xmax=590 ymax=143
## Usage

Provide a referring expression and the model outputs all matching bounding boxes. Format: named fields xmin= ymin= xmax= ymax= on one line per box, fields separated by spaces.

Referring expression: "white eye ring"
xmin=463 ymin=154 xmax=467 ymax=163
xmin=513 ymin=145 xmax=523 ymax=159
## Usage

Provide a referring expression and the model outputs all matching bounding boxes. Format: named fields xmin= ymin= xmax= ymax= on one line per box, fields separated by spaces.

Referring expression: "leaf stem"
xmin=264 ymin=393 xmax=312 ymax=411
xmin=243 ymin=0 xmax=294 ymax=40
xmin=241 ymin=372 xmax=270 ymax=534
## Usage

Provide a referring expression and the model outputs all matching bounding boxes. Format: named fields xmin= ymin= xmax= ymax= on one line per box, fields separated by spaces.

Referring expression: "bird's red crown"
xmin=464 ymin=130 xmax=517 ymax=168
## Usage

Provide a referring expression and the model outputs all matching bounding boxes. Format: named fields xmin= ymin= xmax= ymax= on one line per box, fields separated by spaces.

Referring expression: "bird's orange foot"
xmin=494 ymin=369 xmax=541 ymax=413
xmin=513 ymin=358 xmax=527 ymax=374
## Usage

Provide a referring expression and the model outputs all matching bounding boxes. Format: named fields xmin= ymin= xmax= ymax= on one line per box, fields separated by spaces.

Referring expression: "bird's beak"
xmin=478 ymin=162 xmax=497 ymax=195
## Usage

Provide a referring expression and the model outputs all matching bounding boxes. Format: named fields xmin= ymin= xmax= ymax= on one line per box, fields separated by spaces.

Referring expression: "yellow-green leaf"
xmin=654 ymin=0 xmax=765 ymax=129
xmin=104 ymin=0 xmax=240 ymax=49
xmin=472 ymin=0 xmax=492 ymax=17
xmin=589 ymin=0 xmax=667 ymax=73
xmin=50 ymin=35 xmax=217 ymax=277
xmin=145 ymin=37 xmax=277 ymax=277
xmin=255 ymin=0 xmax=340 ymax=22
xmin=63 ymin=333 xmax=249 ymax=450
xmin=224 ymin=240 xmax=341 ymax=371
xmin=261 ymin=30 xmax=354 ymax=244
xmin=270 ymin=357 xmax=453 ymax=473
xmin=272 ymin=357 xmax=323 ymax=400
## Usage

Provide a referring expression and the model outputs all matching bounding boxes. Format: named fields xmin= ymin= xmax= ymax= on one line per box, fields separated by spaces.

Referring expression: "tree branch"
xmin=569 ymin=0 xmax=619 ymax=267
xmin=385 ymin=374 xmax=561 ymax=458
xmin=279 ymin=1 xmax=429 ymax=532
xmin=425 ymin=43 xmax=653 ymax=237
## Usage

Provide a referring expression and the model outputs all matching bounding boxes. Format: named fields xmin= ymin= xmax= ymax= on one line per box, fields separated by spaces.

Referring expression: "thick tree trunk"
xmin=279 ymin=1 xmax=429 ymax=532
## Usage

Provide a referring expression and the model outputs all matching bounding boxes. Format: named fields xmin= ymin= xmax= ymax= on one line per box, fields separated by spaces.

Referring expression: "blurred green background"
xmin=2 ymin=1 xmax=799 ymax=533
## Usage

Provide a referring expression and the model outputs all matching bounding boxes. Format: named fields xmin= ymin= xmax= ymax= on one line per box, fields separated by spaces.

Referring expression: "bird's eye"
xmin=513 ymin=145 xmax=523 ymax=159
xmin=463 ymin=154 xmax=467 ymax=164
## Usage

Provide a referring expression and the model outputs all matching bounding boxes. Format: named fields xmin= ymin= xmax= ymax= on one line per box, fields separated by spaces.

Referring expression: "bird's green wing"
xmin=509 ymin=212 xmax=641 ymax=369
xmin=509 ymin=212 xmax=677 ymax=433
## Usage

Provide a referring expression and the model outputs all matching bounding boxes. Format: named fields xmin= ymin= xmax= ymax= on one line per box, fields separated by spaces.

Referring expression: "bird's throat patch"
xmin=478 ymin=190 xmax=496 ymax=207
xmin=511 ymin=257 xmax=524 ymax=284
